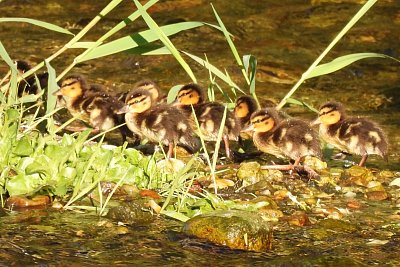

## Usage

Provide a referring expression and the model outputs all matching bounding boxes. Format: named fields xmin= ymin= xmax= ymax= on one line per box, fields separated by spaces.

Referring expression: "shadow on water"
xmin=0 ymin=0 xmax=400 ymax=266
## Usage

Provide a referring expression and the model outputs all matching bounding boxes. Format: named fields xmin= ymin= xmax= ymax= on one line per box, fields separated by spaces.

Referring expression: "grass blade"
xmin=79 ymin=22 xmax=204 ymax=62
xmin=133 ymin=0 xmax=197 ymax=83
xmin=182 ymin=51 xmax=243 ymax=92
xmin=306 ymin=52 xmax=400 ymax=79
xmin=277 ymin=0 xmax=378 ymax=110
xmin=210 ymin=4 xmax=249 ymax=85
xmin=0 ymin=18 xmax=73 ymax=35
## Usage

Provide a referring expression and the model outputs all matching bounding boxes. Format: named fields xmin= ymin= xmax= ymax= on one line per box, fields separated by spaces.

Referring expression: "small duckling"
xmin=122 ymin=88 xmax=200 ymax=158
xmin=15 ymin=60 xmax=49 ymax=97
xmin=313 ymin=101 xmax=388 ymax=166
xmin=249 ymin=108 xmax=322 ymax=166
xmin=117 ymin=79 xmax=165 ymax=104
xmin=54 ymin=74 xmax=126 ymax=136
xmin=234 ymin=95 xmax=259 ymax=131
xmin=174 ymin=83 xmax=240 ymax=158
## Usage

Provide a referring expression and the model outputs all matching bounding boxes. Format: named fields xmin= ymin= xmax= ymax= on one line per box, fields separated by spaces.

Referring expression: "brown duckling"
xmin=234 ymin=95 xmax=259 ymax=131
xmin=249 ymin=108 xmax=322 ymax=166
xmin=174 ymin=83 xmax=240 ymax=158
xmin=117 ymin=79 xmax=165 ymax=104
xmin=313 ymin=101 xmax=388 ymax=166
xmin=54 ymin=74 xmax=127 ymax=138
xmin=122 ymin=88 xmax=200 ymax=158
xmin=15 ymin=60 xmax=49 ymax=97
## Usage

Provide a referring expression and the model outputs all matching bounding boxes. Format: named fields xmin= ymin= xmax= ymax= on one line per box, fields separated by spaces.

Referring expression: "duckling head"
xmin=134 ymin=79 xmax=160 ymax=102
xmin=234 ymin=95 xmax=258 ymax=119
xmin=15 ymin=60 xmax=32 ymax=74
xmin=249 ymin=108 xmax=280 ymax=133
xmin=314 ymin=101 xmax=346 ymax=126
xmin=174 ymin=83 xmax=205 ymax=106
xmin=124 ymin=89 xmax=153 ymax=114
xmin=54 ymin=75 xmax=88 ymax=98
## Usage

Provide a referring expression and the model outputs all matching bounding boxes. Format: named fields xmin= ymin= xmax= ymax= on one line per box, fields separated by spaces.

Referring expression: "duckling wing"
xmin=276 ymin=119 xmax=322 ymax=159
xmin=194 ymin=102 xmax=239 ymax=140
xmin=338 ymin=118 xmax=388 ymax=157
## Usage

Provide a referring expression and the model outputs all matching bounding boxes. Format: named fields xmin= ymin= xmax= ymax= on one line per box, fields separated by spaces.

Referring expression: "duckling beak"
xmin=53 ymin=89 xmax=63 ymax=96
xmin=241 ymin=124 xmax=254 ymax=133
xmin=311 ymin=117 xmax=321 ymax=126
xmin=116 ymin=105 xmax=130 ymax=114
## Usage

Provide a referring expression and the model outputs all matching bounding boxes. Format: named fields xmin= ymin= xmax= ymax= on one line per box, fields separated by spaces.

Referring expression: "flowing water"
xmin=0 ymin=0 xmax=400 ymax=266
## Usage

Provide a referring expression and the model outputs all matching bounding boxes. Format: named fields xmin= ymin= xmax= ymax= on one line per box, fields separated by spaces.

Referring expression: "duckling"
xmin=116 ymin=79 xmax=165 ymax=104
xmin=234 ymin=95 xmax=259 ymax=131
xmin=122 ymin=88 xmax=200 ymax=158
xmin=54 ymin=74 xmax=128 ymax=139
xmin=313 ymin=101 xmax=388 ymax=167
xmin=15 ymin=60 xmax=49 ymax=97
xmin=174 ymin=83 xmax=240 ymax=158
xmin=249 ymin=108 xmax=322 ymax=166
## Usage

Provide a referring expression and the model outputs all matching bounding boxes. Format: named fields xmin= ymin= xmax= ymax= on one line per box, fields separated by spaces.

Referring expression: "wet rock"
xmin=236 ymin=162 xmax=261 ymax=186
xmin=5 ymin=195 xmax=50 ymax=209
xmin=281 ymin=211 xmax=311 ymax=227
xmin=244 ymin=179 xmax=275 ymax=195
xmin=365 ymin=191 xmax=389 ymax=201
xmin=100 ymin=182 xmax=140 ymax=199
xmin=317 ymin=218 xmax=358 ymax=233
xmin=183 ymin=210 xmax=273 ymax=252
xmin=346 ymin=166 xmax=375 ymax=187
xmin=106 ymin=200 xmax=154 ymax=224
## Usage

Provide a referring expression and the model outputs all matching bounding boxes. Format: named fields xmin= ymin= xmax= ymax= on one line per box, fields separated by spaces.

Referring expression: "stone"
xmin=183 ymin=210 xmax=273 ymax=252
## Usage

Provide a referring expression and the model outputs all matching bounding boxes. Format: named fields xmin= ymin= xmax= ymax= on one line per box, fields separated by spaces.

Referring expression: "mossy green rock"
xmin=106 ymin=200 xmax=154 ymax=224
xmin=183 ymin=210 xmax=273 ymax=252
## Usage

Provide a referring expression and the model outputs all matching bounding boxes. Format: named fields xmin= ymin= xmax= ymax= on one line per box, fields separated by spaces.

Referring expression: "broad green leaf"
xmin=6 ymin=173 xmax=43 ymax=196
xmin=305 ymin=53 xmax=400 ymax=79
xmin=167 ymin=84 xmax=184 ymax=104
xmin=160 ymin=210 xmax=190 ymax=222
xmin=14 ymin=136 xmax=34 ymax=156
xmin=133 ymin=0 xmax=197 ymax=83
xmin=79 ymin=22 xmax=205 ymax=62
xmin=0 ymin=18 xmax=73 ymax=35
xmin=125 ymin=44 xmax=171 ymax=56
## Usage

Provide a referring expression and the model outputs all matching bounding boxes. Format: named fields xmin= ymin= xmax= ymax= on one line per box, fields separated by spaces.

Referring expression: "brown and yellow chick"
xmin=54 ymin=74 xmax=125 ymax=134
xmin=122 ymin=88 xmax=200 ymax=158
xmin=249 ymin=108 xmax=322 ymax=166
xmin=174 ymin=83 xmax=240 ymax=159
xmin=117 ymin=79 xmax=165 ymax=104
xmin=313 ymin=101 xmax=388 ymax=166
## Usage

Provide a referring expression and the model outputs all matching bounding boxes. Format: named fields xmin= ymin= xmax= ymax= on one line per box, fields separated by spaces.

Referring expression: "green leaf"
xmin=6 ymin=173 xmax=43 ymax=196
xmin=0 ymin=41 xmax=18 ymax=73
xmin=286 ymin=98 xmax=319 ymax=113
xmin=166 ymin=84 xmax=184 ymax=104
xmin=160 ymin=210 xmax=190 ymax=222
xmin=80 ymin=22 xmax=205 ymax=62
xmin=45 ymin=60 xmax=59 ymax=115
xmin=305 ymin=53 xmax=400 ymax=79
xmin=210 ymin=4 xmax=249 ymax=85
xmin=0 ymin=18 xmax=73 ymax=35
xmin=14 ymin=136 xmax=34 ymax=157
xmin=70 ymin=42 xmax=97 ymax=49
xmin=243 ymin=55 xmax=257 ymax=94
